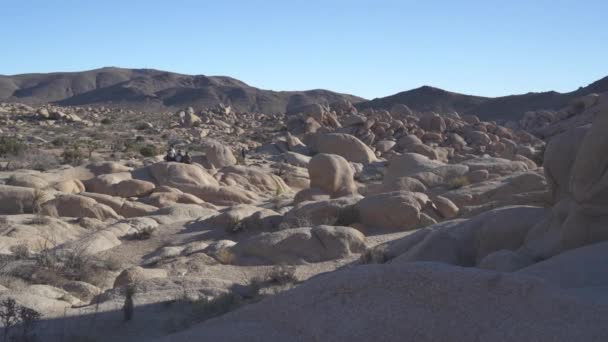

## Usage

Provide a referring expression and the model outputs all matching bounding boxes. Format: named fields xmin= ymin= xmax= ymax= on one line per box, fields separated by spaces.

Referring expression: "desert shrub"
xmin=264 ymin=265 xmax=297 ymax=285
xmin=27 ymin=215 xmax=52 ymax=226
xmin=135 ymin=122 xmax=151 ymax=131
xmin=571 ymin=100 xmax=586 ymax=114
xmin=0 ymin=136 xmax=27 ymax=157
xmin=122 ymin=227 xmax=157 ymax=241
xmin=80 ymin=139 xmax=101 ymax=159
xmin=533 ymin=144 xmax=546 ymax=166
xmin=100 ymin=118 xmax=112 ymax=125
xmin=447 ymin=176 xmax=470 ymax=190
xmin=0 ymin=298 xmax=41 ymax=342
xmin=247 ymin=265 xmax=299 ymax=301
xmin=139 ymin=144 xmax=160 ymax=158
xmin=101 ymin=256 xmax=123 ymax=272
xmin=31 ymin=190 xmax=46 ymax=215
xmin=9 ymin=245 xmax=29 ymax=260
xmin=31 ymin=242 xmax=112 ymax=288
xmin=359 ymin=245 xmax=391 ymax=264
xmin=0 ymin=217 xmax=9 ymax=229
xmin=51 ymin=136 xmax=68 ymax=147
xmin=123 ymin=286 xmax=135 ymax=322
xmin=61 ymin=144 xmax=85 ymax=165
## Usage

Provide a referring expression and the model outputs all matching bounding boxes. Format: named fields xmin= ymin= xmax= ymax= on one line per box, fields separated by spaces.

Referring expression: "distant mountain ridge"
xmin=357 ymin=76 xmax=608 ymax=121
xmin=0 ymin=67 xmax=365 ymax=114
xmin=1 ymin=67 xmax=607 ymax=120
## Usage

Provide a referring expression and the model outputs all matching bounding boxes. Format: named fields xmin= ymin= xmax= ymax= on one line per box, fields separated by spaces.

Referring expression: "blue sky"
xmin=1 ymin=0 xmax=607 ymax=99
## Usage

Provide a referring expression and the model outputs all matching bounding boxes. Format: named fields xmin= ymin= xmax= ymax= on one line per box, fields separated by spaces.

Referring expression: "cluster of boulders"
xmin=1 ymin=92 xmax=607 ymax=341
xmin=519 ymin=93 xmax=603 ymax=138
xmin=153 ymin=95 xmax=608 ymax=342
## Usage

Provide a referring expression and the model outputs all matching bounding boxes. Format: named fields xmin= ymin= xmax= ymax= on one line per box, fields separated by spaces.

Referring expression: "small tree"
xmin=123 ymin=286 xmax=135 ymax=322
xmin=0 ymin=298 xmax=19 ymax=340
xmin=82 ymin=139 xmax=101 ymax=159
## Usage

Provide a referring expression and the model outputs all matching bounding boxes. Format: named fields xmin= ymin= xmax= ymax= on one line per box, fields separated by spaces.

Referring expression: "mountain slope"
xmin=0 ymin=67 xmax=365 ymax=113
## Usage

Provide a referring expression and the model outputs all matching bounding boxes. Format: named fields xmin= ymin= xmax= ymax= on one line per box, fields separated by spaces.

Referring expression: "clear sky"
xmin=1 ymin=0 xmax=607 ymax=99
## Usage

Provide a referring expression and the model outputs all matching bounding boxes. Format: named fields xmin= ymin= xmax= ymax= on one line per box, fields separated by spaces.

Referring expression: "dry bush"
xmin=27 ymin=239 xmax=113 ymax=288
xmin=447 ymin=176 xmax=471 ymax=190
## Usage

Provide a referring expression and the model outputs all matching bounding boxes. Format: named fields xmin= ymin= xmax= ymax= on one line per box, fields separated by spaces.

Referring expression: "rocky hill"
xmin=0 ymin=67 xmax=365 ymax=114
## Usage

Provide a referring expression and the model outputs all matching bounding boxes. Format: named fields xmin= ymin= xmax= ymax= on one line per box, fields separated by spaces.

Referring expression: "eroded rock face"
xmin=306 ymin=132 xmax=377 ymax=164
xmin=283 ymin=196 xmax=361 ymax=228
xmin=200 ymin=139 xmax=237 ymax=169
xmin=227 ymin=225 xmax=366 ymax=265
xmin=157 ymin=262 xmax=608 ymax=342
xmin=113 ymin=266 xmax=168 ymax=288
xmin=522 ymin=110 xmax=608 ymax=260
xmin=307 ymin=153 xmax=357 ymax=198
xmin=368 ymin=206 xmax=547 ymax=267
xmin=41 ymin=194 xmax=121 ymax=220
xmin=355 ymin=191 xmax=424 ymax=231
xmin=0 ymin=185 xmax=52 ymax=215
xmin=216 ymin=165 xmax=290 ymax=196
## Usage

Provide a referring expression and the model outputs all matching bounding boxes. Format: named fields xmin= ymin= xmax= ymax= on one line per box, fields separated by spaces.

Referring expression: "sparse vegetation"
xmin=3 ymin=149 xmax=59 ymax=171
xmin=188 ymin=292 xmax=243 ymax=324
xmin=0 ymin=136 xmax=27 ymax=158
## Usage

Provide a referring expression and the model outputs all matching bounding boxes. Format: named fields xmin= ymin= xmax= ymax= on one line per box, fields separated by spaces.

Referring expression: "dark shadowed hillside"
xmin=0 ymin=67 xmax=365 ymax=113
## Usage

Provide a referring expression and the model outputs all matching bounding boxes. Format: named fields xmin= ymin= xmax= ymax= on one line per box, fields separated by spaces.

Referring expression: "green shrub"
xmin=139 ymin=144 xmax=160 ymax=157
